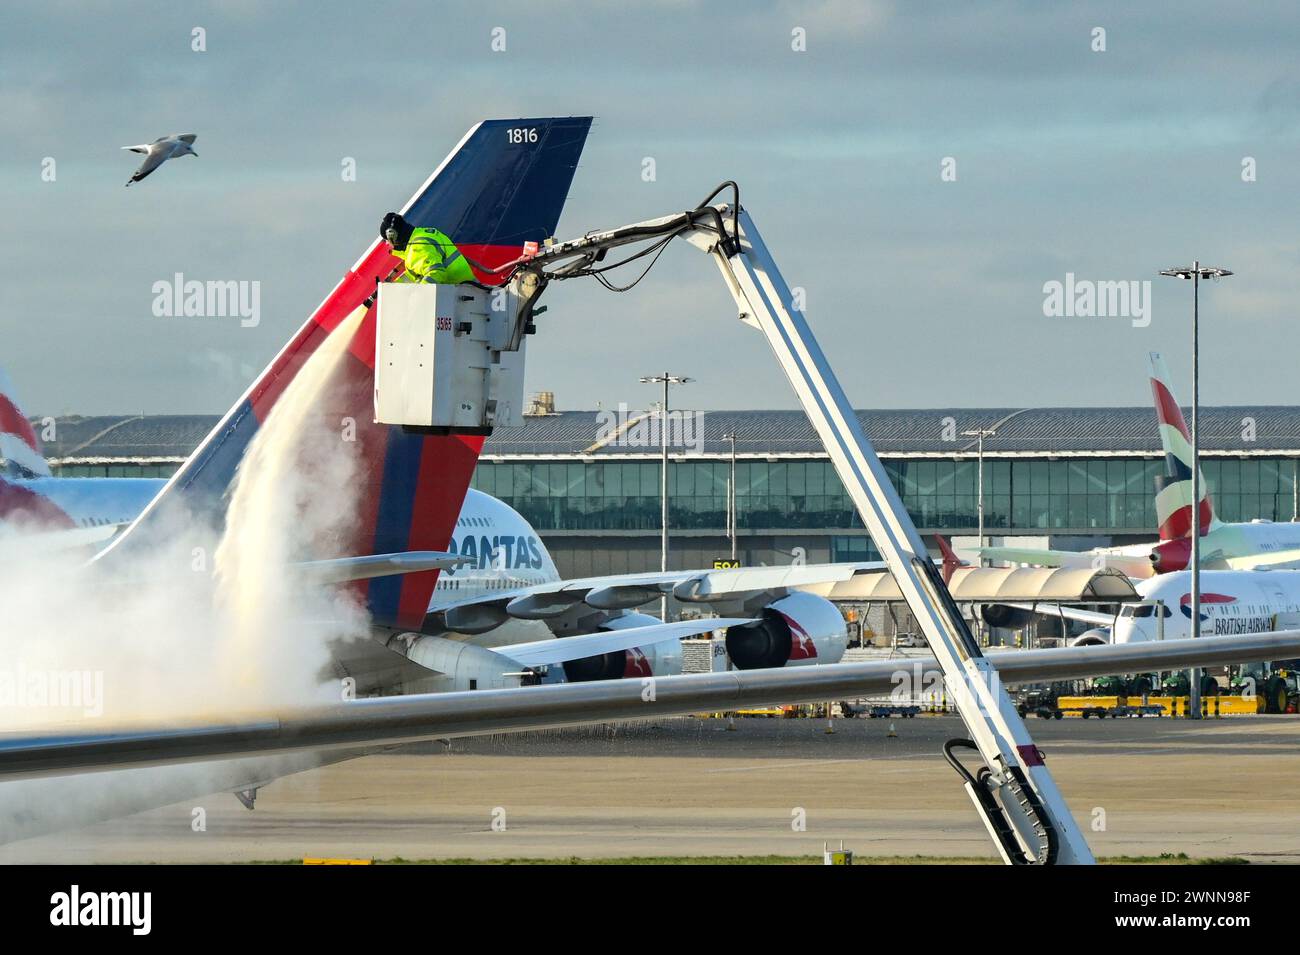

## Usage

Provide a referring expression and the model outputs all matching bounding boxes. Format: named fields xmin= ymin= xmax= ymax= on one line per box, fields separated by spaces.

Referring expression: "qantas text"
xmin=445 ymin=534 xmax=545 ymax=572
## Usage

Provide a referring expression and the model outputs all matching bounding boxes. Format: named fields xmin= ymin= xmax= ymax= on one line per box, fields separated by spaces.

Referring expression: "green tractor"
xmin=1126 ymin=673 xmax=1156 ymax=697
xmin=1089 ymin=673 xmax=1156 ymax=698
xmin=1260 ymin=671 xmax=1295 ymax=714
xmin=1090 ymin=675 xmax=1128 ymax=697
xmin=1234 ymin=664 xmax=1297 ymax=714
xmin=1160 ymin=671 xmax=1220 ymax=698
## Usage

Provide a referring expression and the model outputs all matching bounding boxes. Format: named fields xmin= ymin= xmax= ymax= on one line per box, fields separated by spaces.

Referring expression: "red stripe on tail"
xmin=1158 ymin=499 xmax=1213 ymax=540
xmin=1150 ymin=378 xmax=1190 ymax=440
xmin=0 ymin=394 xmax=40 ymax=453
xmin=393 ymin=433 xmax=486 ymax=629
xmin=0 ymin=479 xmax=73 ymax=530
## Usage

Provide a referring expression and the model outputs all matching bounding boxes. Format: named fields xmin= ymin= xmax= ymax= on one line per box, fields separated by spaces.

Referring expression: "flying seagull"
xmin=121 ymin=133 xmax=198 ymax=186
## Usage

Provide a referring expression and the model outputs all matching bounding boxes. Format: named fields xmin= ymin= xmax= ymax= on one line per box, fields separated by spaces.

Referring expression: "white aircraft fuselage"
xmin=1116 ymin=568 xmax=1300 ymax=644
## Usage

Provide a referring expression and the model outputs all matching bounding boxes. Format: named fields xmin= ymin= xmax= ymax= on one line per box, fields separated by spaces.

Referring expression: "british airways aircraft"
xmin=976 ymin=351 xmax=1300 ymax=577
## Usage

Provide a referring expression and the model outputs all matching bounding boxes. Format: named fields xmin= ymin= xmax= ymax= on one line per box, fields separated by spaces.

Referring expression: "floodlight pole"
xmin=962 ymin=427 xmax=998 ymax=565
xmin=641 ymin=372 xmax=692 ymax=620
xmin=1159 ymin=262 xmax=1233 ymax=720
xmin=724 ymin=431 xmax=739 ymax=560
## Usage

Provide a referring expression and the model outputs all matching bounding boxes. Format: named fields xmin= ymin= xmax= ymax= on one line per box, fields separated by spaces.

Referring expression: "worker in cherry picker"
xmin=380 ymin=212 xmax=477 ymax=284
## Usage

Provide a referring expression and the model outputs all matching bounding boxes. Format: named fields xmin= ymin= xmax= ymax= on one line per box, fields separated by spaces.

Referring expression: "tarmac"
xmin=4 ymin=714 xmax=1298 ymax=863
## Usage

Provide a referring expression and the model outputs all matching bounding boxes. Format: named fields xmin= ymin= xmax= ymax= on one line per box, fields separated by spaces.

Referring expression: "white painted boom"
xmin=694 ymin=206 xmax=1094 ymax=864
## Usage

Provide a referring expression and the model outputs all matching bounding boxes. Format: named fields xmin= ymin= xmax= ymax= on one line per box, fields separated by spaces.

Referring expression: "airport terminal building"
xmin=40 ymin=403 xmax=1300 ymax=579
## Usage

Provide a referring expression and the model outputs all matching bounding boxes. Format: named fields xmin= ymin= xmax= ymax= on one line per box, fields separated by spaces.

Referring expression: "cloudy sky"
xmin=3 ymin=1 xmax=1299 ymax=416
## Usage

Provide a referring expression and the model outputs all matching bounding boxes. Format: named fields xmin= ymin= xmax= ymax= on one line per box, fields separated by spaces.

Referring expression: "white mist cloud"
xmin=0 ymin=310 xmax=372 ymax=841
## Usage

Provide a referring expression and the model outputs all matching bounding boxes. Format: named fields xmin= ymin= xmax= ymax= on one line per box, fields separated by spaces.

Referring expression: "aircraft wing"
xmin=295 ymin=551 xmax=470 ymax=585
xmin=976 ymin=546 xmax=1155 ymax=579
xmin=998 ymin=601 xmax=1116 ymax=628
xmin=4 ymin=629 xmax=1298 ymax=781
xmin=974 ymin=546 xmax=1077 ymax=568
xmin=1224 ymin=548 xmax=1300 ymax=571
xmin=495 ymin=618 xmax=752 ymax=668
xmin=428 ymin=561 xmax=883 ymax=634
xmin=0 ymin=522 xmax=124 ymax=559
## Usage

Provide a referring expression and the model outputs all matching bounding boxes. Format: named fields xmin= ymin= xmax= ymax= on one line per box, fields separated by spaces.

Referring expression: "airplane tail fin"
xmin=1149 ymin=351 xmax=1218 ymax=540
xmin=934 ymin=534 xmax=966 ymax=583
xmin=0 ymin=367 xmax=51 ymax=478
xmin=102 ymin=118 xmax=593 ymax=630
xmin=0 ymin=367 xmax=75 ymax=531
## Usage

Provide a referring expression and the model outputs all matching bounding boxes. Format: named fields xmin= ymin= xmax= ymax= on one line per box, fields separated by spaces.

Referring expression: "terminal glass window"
xmin=470 ymin=456 xmax=1299 ymax=534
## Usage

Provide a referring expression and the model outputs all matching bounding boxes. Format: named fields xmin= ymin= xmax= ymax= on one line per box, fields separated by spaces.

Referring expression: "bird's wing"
xmin=172 ymin=133 xmax=197 ymax=144
xmin=130 ymin=147 xmax=170 ymax=181
xmin=121 ymin=145 xmax=150 ymax=154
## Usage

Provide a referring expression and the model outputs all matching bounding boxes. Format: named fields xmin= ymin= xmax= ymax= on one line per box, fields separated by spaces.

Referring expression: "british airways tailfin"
xmin=0 ymin=367 xmax=50 ymax=479
xmin=102 ymin=118 xmax=593 ymax=630
xmin=1149 ymin=351 xmax=1219 ymax=540
xmin=0 ymin=368 xmax=74 ymax=531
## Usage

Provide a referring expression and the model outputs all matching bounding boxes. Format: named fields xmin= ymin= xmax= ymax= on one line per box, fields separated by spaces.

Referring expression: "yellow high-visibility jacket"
xmin=394 ymin=228 xmax=475 ymax=284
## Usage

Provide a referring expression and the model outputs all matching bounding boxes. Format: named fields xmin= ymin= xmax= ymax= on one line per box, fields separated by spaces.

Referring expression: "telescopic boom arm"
xmin=510 ymin=195 xmax=1094 ymax=864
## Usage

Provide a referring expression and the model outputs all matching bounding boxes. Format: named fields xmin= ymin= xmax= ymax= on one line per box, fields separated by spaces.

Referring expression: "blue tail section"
xmin=404 ymin=117 xmax=591 ymax=248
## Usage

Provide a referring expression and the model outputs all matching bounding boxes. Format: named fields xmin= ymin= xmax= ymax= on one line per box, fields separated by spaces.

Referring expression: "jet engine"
xmin=1069 ymin=628 xmax=1111 ymax=646
xmin=980 ymin=604 xmax=1038 ymax=630
xmin=722 ymin=592 xmax=847 ymax=670
xmin=400 ymin=635 xmax=527 ymax=693
xmin=982 ymin=604 xmax=1081 ymax=641
xmin=558 ymin=613 xmax=684 ymax=682
xmin=1149 ymin=537 xmax=1191 ymax=574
